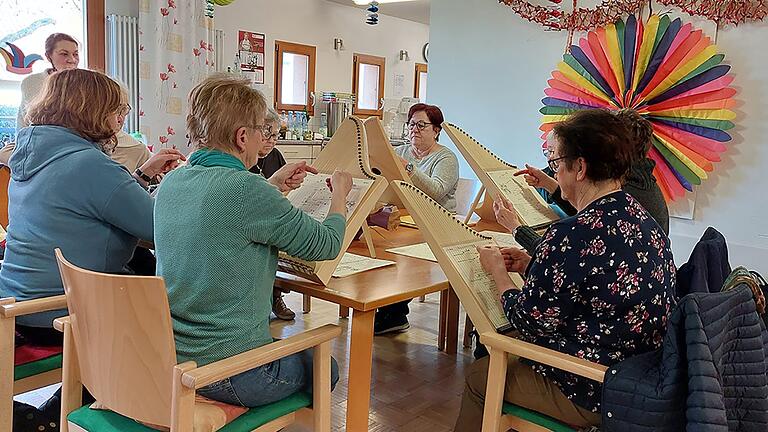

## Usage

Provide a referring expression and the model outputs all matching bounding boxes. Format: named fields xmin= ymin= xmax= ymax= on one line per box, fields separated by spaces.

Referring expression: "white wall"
xmin=214 ymin=0 xmax=429 ymax=107
xmin=105 ymin=0 xmax=138 ymax=17
xmin=429 ymin=0 xmax=768 ymax=273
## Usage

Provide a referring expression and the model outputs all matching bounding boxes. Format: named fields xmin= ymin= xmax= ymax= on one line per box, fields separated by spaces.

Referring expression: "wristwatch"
xmin=404 ymin=162 xmax=414 ymax=175
xmin=134 ymin=167 xmax=153 ymax=183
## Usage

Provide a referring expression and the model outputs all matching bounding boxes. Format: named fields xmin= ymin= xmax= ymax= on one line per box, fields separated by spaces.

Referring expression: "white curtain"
xmin=138 ymin=0 xmax=214 ymax=153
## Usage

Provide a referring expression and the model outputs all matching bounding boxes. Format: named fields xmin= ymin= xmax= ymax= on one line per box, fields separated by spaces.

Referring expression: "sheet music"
xmin=332 ymin=253 xmax=395 ymax=278
xmin=479 ymin=231 xmax=521 ymax=249
xmin=399 ymin=215 xmax=418 ymax=228
xmin=287 ymin=174 xmax=373 ymax=222
xmin=443 ymin=240 xmax=511 ymax=331
xmin=386 ymin=242 xmax=437 ymax=262
xmin=486 ymin=169 xmax=559 ymax=228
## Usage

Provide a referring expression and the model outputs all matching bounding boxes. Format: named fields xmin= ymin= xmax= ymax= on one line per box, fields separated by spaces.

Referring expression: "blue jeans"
xmin=198 ymin=349 xmax=340 ymax=408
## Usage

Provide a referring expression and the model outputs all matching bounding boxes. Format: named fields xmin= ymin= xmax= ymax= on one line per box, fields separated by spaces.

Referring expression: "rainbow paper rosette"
xmin=540 ymin=14 xmax=736 ymax=201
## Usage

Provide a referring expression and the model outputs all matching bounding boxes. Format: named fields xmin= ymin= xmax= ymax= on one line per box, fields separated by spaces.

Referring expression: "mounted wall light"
xmin=334 ymin=38 xmax=344 ymax=51
xmin=398 ymin=49 xmax=409 ymax=61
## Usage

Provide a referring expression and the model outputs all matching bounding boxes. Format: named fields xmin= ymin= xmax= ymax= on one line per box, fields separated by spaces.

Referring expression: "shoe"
xmin=272 ymin=294 xmax=296 ymax=320
xmin=374 ymin=313 xmax=410 ymax=335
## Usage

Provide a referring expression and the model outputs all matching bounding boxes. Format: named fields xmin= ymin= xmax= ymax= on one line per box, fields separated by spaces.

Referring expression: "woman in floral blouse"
xmin=453 ymin=109 xmax=677 ymax=431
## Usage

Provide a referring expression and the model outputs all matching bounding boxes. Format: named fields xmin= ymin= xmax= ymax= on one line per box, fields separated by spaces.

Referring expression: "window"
xmin=0 ymin=0 xmax=100 ymax=141
xmin=275 ymin=41 xmax=316 ymax=115
xmin=414 ymin=63 xmax=427 ymax=103
xmin=352 ymin=53 xmax=385 ymax=117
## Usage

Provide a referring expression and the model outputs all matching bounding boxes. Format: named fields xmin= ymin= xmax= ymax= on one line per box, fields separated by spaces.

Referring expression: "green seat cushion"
xmin=14 ymin=353 xmax=63 ymax=381
xmin=502 ymin=402 xmax=576 ymax=432
xmin=67 ymin=392 xmax=312 ymax=432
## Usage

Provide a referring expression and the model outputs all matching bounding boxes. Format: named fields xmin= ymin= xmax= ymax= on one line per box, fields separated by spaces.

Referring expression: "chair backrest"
xmin=1 ymin=165 xmax=10 ymax=229
xmin=454 ymin=178 xmax=483 ymax=217
xmin=55 ymin=249 xmax=177 ymax=428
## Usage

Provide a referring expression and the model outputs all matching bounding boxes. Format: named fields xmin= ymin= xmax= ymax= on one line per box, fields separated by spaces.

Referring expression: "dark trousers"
xmin=378 ymin=299 xmax=411 ymax=317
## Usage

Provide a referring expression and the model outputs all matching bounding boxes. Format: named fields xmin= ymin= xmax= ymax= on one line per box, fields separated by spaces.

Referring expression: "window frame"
xmin=414 ymin=62 xmax=427 ymax=102
xmin=86 ymin=0 xmax=106 ymax=71
xmin=274 ymin=40 xmax=316 ymax=116
xmin=352 ymin=53 xmax=385 ymax=118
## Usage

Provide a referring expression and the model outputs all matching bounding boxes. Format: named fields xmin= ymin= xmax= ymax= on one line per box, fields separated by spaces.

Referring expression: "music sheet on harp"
xmin=287 ymin=174 xmax=373 ymax=222
xmin=486 ymin=169 xmax=558 ymax=228
xmin=442 ymin=240 xmax=512 ymax=332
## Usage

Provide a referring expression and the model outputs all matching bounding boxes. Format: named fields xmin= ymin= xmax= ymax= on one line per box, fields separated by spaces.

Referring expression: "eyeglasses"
xmin=407 ymin=120 xmax=434 ymax=131
xmin=249 ymin=124 xmax=277 ymax=140
xmin=547 ymin=156 xmax=568 ymax=173
xmin=117 ymin=104 xmax=131 ymax=117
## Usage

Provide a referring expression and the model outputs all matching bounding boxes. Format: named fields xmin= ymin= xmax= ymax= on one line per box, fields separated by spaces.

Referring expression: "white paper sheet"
xmin=486 ymin=169 xmax=558 ymax=228
xmin=443 ymin=240 xmax=510 ymax=331
xmin=332 ymin=253 xmax=395 ymax=278
xmin=386 ymin=242 xmax=437 ymax=262
xmin=287 ymin=173 xmax=373 ymax=222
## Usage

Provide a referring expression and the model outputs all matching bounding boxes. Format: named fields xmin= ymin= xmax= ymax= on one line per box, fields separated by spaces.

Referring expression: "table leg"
xmin=339 ymin=305 xmax=349 ymax=318
xmin=346 ymin=309 xmax=375 ymax=431
xmin=438 ymin=289 xmax=448 ymax=351
xmin=446 ymin=286 xmax=460 ymax=354
xmin=302 ymin=294 xmax=311 ymax=314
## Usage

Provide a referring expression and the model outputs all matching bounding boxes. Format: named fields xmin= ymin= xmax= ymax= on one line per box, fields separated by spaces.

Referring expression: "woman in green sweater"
xmin=154 ymin=75 xmax=352 ymax=407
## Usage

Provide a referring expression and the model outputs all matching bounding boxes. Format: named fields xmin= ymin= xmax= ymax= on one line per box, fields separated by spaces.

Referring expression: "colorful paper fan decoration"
xmin=539 ymin=14 xmax=737 ymax=202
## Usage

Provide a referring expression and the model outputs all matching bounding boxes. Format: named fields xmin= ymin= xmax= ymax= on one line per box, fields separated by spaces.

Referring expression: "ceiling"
xmin=325 ymin=0 xmax=431 ymax=25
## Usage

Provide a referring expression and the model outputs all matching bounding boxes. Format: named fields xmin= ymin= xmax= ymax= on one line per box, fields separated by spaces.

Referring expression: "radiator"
xmin=210 ymin=28 xmax=224 ymax=73
xmin=106 ymin=15 xmax=139 ymax=133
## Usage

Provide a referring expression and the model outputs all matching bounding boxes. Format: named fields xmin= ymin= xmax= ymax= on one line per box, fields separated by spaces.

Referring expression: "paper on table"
xmin=287 ymin=173 xmax=373 ymax=222
xmin=332 ymin=253 xmax=396 ymax=278
xmin=399 ymin=215 xmax=418 ymax=228
xmin=386 ymin=242 xmax=437 ymax=262
xmin=479 ymin=230 xmax=521 ymax=249
xmin=443 ymin=240 xmax=511 ymax=332
xmin=486 ymin=169 xmax=558 ymax=228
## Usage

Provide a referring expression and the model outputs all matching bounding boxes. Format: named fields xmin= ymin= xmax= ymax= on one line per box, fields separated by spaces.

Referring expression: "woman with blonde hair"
xmin=154 ymin=75 xmax=350 ymax=407
xmin=0 ymin=68 xmax=183 ymax=429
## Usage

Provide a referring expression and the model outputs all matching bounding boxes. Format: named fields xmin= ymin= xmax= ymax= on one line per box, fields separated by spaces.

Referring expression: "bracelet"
xmin=134 ymin=168 xmax=153 ymax=183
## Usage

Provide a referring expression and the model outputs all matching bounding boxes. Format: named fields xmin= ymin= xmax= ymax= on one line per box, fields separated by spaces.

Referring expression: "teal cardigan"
xmin=154 ymin=151 xmax=345 ymax=366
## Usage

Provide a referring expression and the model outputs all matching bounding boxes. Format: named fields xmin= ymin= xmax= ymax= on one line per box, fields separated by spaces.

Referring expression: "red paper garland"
xmin=659 ymin=0 xmax=767 ymax=26
xmin=498 ymin=0 xmax=647 ymax=31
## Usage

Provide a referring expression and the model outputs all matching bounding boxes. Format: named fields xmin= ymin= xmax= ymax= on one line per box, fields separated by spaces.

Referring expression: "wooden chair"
xmin=54 ymin=249 xmax=341 ymax=432
xmin=0 ymin=295 xmax=67 ymax=432
xmin=479 ymin=332 xmax=606 ymax=432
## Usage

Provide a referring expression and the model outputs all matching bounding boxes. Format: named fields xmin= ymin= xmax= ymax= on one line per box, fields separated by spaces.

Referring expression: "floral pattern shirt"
xmin=501 ymin=191 xmax=677 ymax=412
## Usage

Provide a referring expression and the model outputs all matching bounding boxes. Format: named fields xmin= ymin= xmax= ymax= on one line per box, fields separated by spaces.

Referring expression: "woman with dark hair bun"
xmin=453 ymin=109 xmax=677 ymax=431
xmin=375 ymin=102 xmax=460 ymax=335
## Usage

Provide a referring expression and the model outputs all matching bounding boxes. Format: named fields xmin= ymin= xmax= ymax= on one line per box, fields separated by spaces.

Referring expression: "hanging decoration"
xmin=658 ymin=0 xmax=767 ymax=26
xmin=366 ymin=2 xmax=380 ymax=25
xmin=497 ymin=0 xmax=647 ymax=31
xmin=539 ymin=14 xmax=737 ymax=202
xmin=0 ymin=42 xmax=43 ymax=75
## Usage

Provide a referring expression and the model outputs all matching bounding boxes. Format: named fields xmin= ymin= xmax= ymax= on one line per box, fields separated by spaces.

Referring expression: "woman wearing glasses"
xmin=0 ymin=69 xmax=183 ymax=429
xmin=453 ymin=109 xmax=676 ymax=431
xmin=498 ymin=109 xmax=669 ymax=255
xmin=376 ymin=103 xmax=460 ymax=335
xmin=154 ymin=75 xmax=349 ymax=408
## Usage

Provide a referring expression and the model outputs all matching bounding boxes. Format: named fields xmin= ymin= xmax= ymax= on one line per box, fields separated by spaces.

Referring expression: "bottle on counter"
xmin=279 ymin=110 xmax=288 ymax=139
xmin=319 ymin=112 xmax=328 ymax=138
xmin=287 ymin=111 xmax=295 ymax=140
xmin=303 ymin=112 xmax=313 ymax=141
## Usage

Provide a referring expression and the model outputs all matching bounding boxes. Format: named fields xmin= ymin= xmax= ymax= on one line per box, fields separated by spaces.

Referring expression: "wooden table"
xmin=274 ymin=225 xmax=460 ymax=432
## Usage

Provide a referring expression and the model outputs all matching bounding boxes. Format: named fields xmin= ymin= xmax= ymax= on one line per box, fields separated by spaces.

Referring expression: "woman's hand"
xmin=269 ymin=161 xmax=319 ymax=192
xmin=328 ymin=170 xmax=353 ymax=217
xmin=140 ymin=148 xmax=186 ymax=178
xmin=499 ymin=247 xmax=531 ymax=274
xmin=477 ymin=245 xmax=516 ymax=296
xmin=514 ymin=164 xmax=558 ymax=194
xmin=493 ymin=195 xmax=521 ymax=233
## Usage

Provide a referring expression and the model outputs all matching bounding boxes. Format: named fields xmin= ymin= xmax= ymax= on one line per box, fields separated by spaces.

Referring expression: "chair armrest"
xmin=480 ymin=332 xmax=607 ymax=383
xmin=182 ymin=324 xmax=341 ymax=389
xmin=0 ymin=295 xmax=67 ymax=319
xmin=53 ymin=316 xmax=71 ymax=332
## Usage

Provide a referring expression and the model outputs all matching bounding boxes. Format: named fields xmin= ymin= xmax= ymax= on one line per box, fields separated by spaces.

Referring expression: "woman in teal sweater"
xmin=154 ymin=75 xmax=352 ymax=407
